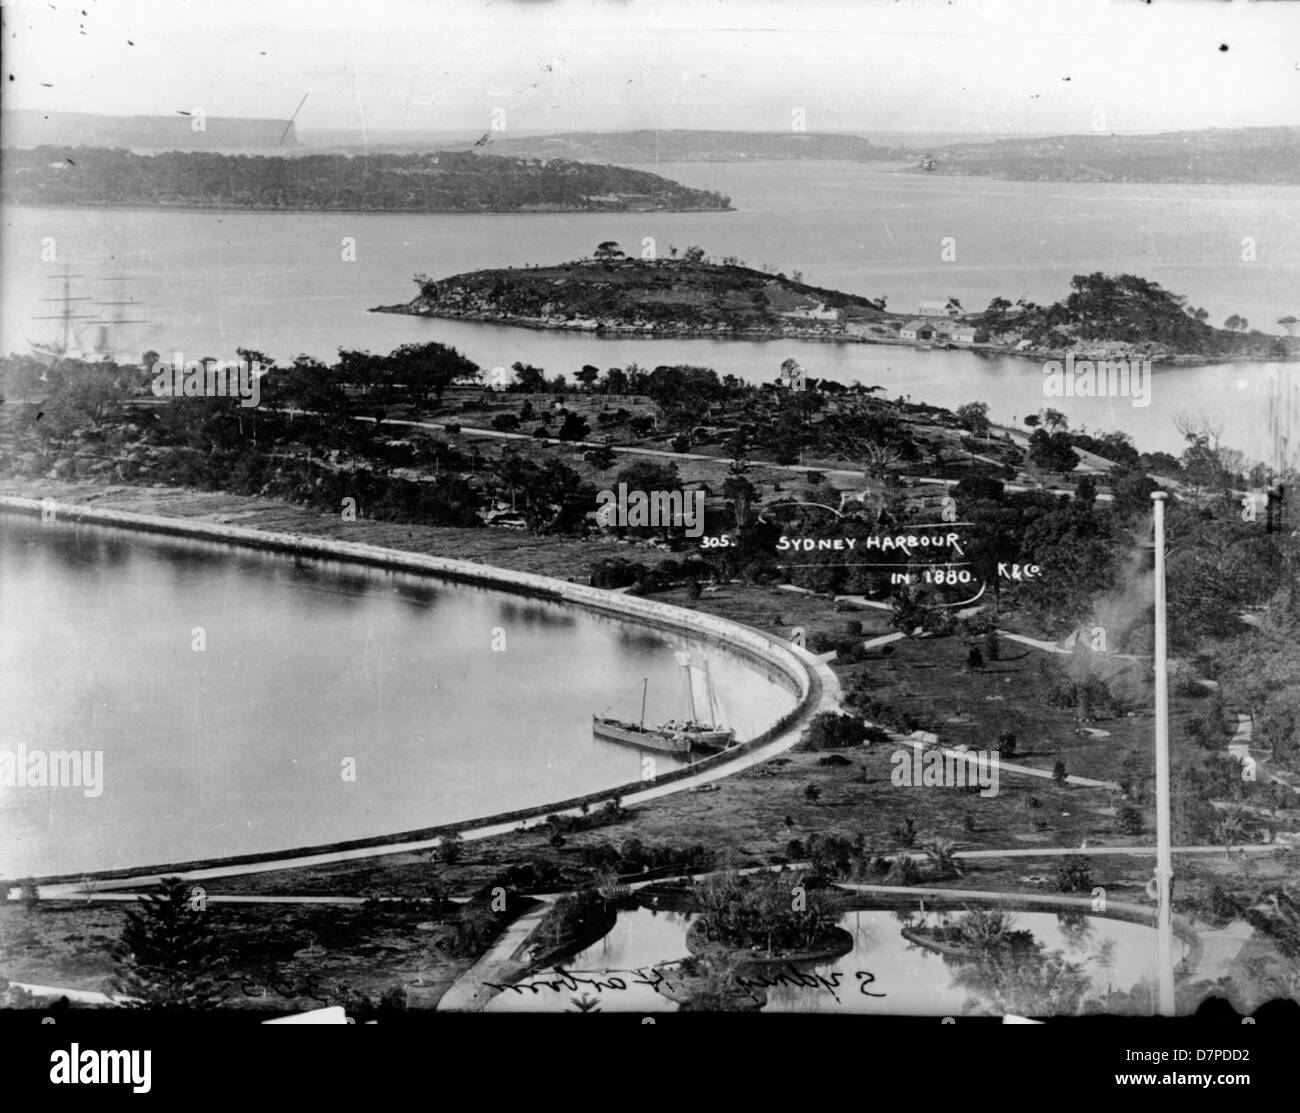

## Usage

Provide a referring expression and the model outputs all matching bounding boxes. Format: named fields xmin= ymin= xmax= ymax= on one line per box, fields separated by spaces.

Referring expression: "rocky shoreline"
xmin=369 ymin=303 xmax=1279 ymax=367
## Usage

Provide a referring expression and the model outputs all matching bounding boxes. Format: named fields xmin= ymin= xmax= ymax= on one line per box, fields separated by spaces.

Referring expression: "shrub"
xmin=892 ymin=816 xmax=918 ymax=848
xmin=806 ymin=631 xmax=837 ymax=654
xmin=884 ymin=853 xmax=920 ymax=885
xmin=996 ymin=731 xmax=1017 ymax=758
xmin=1206 ymin=885 xmax=1242 ymax=923
xmin=803 ymin=783 xmax=822 ymax=803
xmin=1077 ymin=675 xmax=1115 ymax=719
xmin=923 ymin=608 xmax=957 ymax=637
xmin=692 ymin=870 xmax=839 ymax=952
xmin=800 ymin=711 xmax=871 ymax=751
xmin=1052 ymin=761 xmax=1068 ymax=784
xmin=1169 ymin=663 xmax=1200 ymax=697
xmin=1055 ymin=855 xmax=1093 ymax=893
xmin=1116 ymin=802 xmax=1144 ymax=835
xmin=984 ymin=630 xmax=1001 ymax=661
xmin=967 ymin=646 xmax=985 ymax=669
xmin=1045 ymin=680 xmax=1078 ymax=709
xmin=817 ymin=753 xmax=853 ymax=767
xmin=535 ymin=888 xmax=613 ymax=951
xmin=436 ymin=830 xmax=465 ymax=865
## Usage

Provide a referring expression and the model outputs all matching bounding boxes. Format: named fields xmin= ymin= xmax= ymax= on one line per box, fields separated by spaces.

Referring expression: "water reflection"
xmin=487 ymin=902 xmax=1185 ymax=1016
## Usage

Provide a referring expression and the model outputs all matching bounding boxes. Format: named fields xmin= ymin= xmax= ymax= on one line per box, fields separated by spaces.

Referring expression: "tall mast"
xmin=639 ymin=678 xmax=647 ymax=730
xmin=34 ymin=266 xmax=94 ymax=356
xmin=681 ymin=657 xmax=697 ymax=723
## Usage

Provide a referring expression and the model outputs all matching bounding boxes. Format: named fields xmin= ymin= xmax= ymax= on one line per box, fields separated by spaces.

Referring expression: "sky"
xmin=2 ymin=0 xmax=1298 ymax=137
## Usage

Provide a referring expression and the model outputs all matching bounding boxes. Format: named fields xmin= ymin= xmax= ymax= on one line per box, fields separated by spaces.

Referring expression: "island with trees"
xmin=374 ymin=247 xmax=1299 ymax=363
xmin=0 ymin=147 xmax=733 ymax=213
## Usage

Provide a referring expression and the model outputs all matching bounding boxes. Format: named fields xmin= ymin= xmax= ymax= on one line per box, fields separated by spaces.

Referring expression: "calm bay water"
xmin=0 ymin=515 xmax=797 ymax=876
xmin=4 ymin=163 xmax=1298 ymax=457
xmin=485 ymin=905 xmax=1183 ymax=1015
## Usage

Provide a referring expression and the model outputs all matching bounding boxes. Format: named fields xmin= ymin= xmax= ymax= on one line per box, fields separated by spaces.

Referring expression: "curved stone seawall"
xmin=1 ymin=496 xmax=837 ymax=884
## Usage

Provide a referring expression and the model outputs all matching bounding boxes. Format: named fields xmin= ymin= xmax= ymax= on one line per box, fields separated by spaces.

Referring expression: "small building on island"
xmin=900 ymin=320 xmax=937 ymax=341
xmin=778 ymin=299 xmax=841 ymax=322
xmin=951 ymin=325 xmax=989 ymax=345
xmin=917 ymin=298 xmax=962 ymax=318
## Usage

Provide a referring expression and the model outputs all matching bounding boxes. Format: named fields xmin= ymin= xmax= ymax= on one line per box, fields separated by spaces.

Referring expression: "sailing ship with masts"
xmin=30 ymin=267 xmax=147 ymax=366
xmin=593 ymin=651 xmax=735 ymax=755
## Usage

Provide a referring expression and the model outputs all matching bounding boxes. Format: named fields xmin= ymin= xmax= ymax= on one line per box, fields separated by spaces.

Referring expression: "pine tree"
xmin=110 ymin=876 xmax=226 ymax=1009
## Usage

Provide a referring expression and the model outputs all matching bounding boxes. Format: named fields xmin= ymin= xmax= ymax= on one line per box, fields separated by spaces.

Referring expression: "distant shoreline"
xmin=0 ymin=198 xmax=734 ymax=218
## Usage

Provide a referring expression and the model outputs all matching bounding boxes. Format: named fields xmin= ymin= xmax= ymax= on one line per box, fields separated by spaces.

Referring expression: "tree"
xmin=1028 ymin=429 xmax=1079 ymax=477
xmin=955 ymin=401 xmax=990 ymax=437
xmin=557 ymin=411 xmax=591 ymax=442
xmin=510 ymin=361 xmax=547 ymax=393
xmin=436 ymin=831 xmax=464 ymax=865
xmin=593 ymin=241 xmax=624 ymax=262
xmin=1224 ymin=314 xmax=1247 ymax=332
xmin=1042 ymin=408 xmax=1069 ymax=433
xmin=386 ymin=341 xmax=478 ymax=409
xmin=575 ymin=364 xmax=600 ymax=388
xmin=682 ymin=245 xmax=706 ymax=264
xmin=722 ymin=473 xmax=757 ymax=528
xmin=801 ymin=711 xmax=870 ymax=750
xmin=586 ymin=444 xmax=617 ymax=469
xmin=921 ymin=838 xmax=961 ymax=879
xmin=1055 ymin=855 xmax=1092 ymax=893
xmin=1279 ymin=316 xmax=1299 ymax=338
xmin=111 ymin=877 xmax=226 ymax=1009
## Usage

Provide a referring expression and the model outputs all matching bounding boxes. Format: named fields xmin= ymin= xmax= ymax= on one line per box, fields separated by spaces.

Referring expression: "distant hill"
xmin=0 ymin=147 xmax=733 ymax=213
xmin=477 ymin=130 xmax=898 ymax=163
xmin=1 ymin=109 xmax=298 ymax=150
xmin=436 ymin=125 xmax=1300 ymax=184
xmin=913 ymin=126 xmax=1300 ymax=184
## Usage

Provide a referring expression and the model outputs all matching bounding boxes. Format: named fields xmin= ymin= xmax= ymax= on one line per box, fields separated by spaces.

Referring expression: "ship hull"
xmin=592 ymin=716 xmax=734 ymax=755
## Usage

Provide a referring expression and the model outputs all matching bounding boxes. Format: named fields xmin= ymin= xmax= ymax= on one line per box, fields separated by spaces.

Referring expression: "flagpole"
xmin=1151 ymin=491 xmax=1176 ymax=1016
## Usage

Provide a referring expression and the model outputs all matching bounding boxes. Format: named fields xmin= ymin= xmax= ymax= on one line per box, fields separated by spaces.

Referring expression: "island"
xmin=372 ymin=247 xmax=1299 ymax=364
xmin=0 ymin=147 xmax=733 ymax=214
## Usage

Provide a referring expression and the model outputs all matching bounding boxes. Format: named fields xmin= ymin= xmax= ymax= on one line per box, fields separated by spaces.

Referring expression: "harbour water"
xmin=0 ymin=515 xmax=798 ymax=876
xmin=4 ymin=163 xmax=1298 ymax=458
